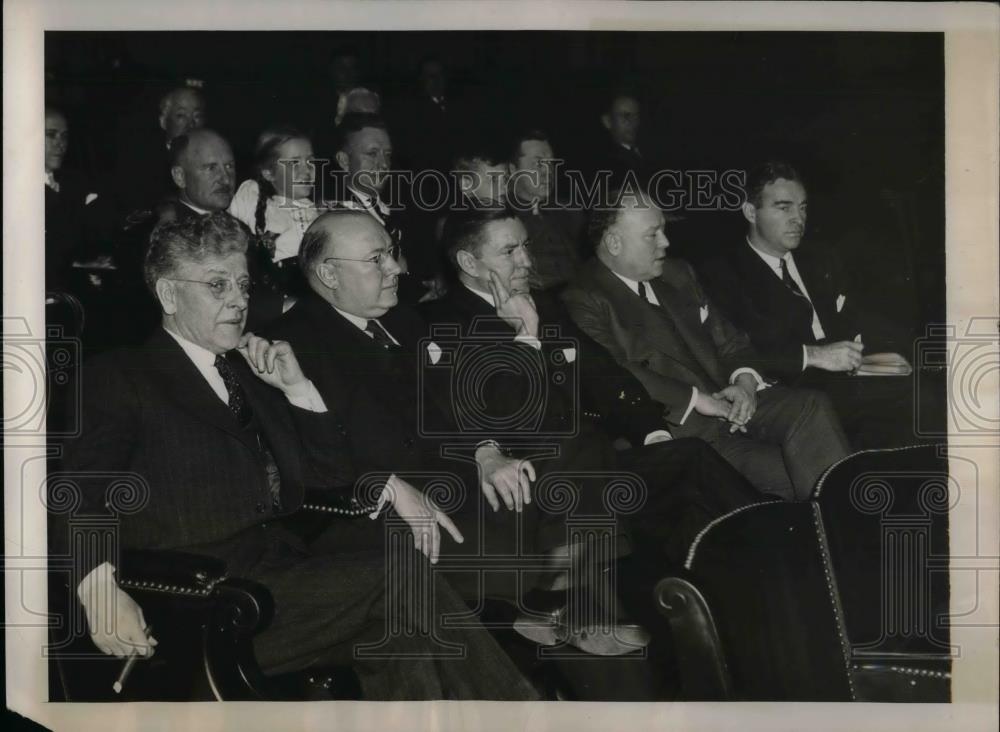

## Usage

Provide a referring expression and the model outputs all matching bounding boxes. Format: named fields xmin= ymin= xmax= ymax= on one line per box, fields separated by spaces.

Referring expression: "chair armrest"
xmin=655 ymin=574 xmax=732 ymax=700
xmin=117 ymin=548 xmax=227 ymax=597
xmin=300 ymin=487 xmax=378 ymax=518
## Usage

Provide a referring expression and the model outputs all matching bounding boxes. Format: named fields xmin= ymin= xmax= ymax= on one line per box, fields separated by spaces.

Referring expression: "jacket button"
xmin=403 ymin=437 xmax=415 ymax=448
xmin=255 ymin=501 xmax=266 ymax=514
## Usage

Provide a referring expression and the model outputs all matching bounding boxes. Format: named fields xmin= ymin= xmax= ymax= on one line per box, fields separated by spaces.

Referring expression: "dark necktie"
xmin=779 ymin=259 xmax=808 ymax=300
xmin=366 ymin=319 xmax=399 ymax=350
xmin=214 ymin=354 xmax=253 ymax=426
xmin=215 ymin=354 xmax=282 ymax=509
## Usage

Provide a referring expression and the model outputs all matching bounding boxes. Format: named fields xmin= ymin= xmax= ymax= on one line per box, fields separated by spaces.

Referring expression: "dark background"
xmin=44 ymin=30 xmax=945 ymax=336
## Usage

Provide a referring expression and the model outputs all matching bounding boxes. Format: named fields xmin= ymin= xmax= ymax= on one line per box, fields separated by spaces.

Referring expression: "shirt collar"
xmin=179 ymin=198 xmax=212 ymax=216
xmin=332 ymin=304 xmax=373 ymax=332
xmin=610 ymin=269 xmax=644 ymax=296
xmin=746 ymin=236 xmax=789 ymax=272
xmin=163 ymin=326 xmax=222 ymax=372
xmin=347 ymin=186 xmax=389 ymax=216
xmin=462 ymin=282 xmax=496 ymax=307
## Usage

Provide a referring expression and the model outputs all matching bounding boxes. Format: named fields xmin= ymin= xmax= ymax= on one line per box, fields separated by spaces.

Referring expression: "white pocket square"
xmin=836 ymin=294 xmax=846 ymax=313
xmin=561 ymin=347 xmax=577 ymax=363
xmin=85 ymin=192 xmax=99 ymax=205
xmin=699 ymin=305 xmax=709 ymax=324
xmin=426 ymin=341 xmax=442 ymax=365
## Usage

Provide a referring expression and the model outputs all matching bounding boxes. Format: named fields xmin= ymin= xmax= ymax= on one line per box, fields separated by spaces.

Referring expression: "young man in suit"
xmin=56 ymin=212 xmax=537 ymax=700
xmin=695 ymin=161 xmax=924 ymax=448
xmin=561 ymin=191 xmax=851 ymax=501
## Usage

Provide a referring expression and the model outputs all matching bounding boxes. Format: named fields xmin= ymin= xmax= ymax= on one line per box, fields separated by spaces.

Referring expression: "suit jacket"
xmin=695 ymin=239 xmax=867 ymax=381
xmin=420 ymin=283 xmax=669 ymax=448
xmin=265 ymin=292 xmax=463 ymax=481
xmin=57 ymin=327 xmax=354 ymax=578
xmin=560 ymin=257 xmax=784 ymax=433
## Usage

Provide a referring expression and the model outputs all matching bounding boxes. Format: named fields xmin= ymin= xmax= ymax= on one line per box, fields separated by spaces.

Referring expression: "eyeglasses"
xmin=167 ymin=277 xmax=252 ymax=299
xmin=324 ymin=244 xmax=400 ymax=269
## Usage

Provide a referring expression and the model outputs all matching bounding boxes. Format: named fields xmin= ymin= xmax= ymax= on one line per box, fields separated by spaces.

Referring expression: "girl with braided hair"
xmin=228 ymin=126 xmax=327 ymax=318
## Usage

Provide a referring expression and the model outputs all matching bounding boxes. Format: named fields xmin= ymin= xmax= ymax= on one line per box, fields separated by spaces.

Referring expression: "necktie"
xmin=214 ymin=354 xmax=252 ymax=426
xmin=366 ymin=319 xmax=399 ymax=350
xmin=779 ymin=259 xmax=808 ymax=300
xmin=637 ymin=280 xmax=654 ymax=305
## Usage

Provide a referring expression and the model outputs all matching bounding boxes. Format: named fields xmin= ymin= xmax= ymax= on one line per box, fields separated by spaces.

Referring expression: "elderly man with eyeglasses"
xmin=54 ymin=211 xmax=539 ymax=701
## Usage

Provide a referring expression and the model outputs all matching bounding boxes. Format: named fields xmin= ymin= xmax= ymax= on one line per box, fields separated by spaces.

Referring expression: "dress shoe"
xmin=513 ymin=604 xmax=651 ymax=656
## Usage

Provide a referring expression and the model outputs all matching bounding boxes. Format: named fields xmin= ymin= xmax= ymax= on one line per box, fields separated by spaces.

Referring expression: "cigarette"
xmin=112 ymin=625 xmax=153 ymax=694
xmin=112 ymin=653 xmax=140 ymax=694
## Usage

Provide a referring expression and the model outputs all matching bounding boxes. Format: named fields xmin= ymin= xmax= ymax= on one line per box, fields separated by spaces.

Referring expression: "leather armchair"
xmin=49 ymin=489 xmax=370 ymax=702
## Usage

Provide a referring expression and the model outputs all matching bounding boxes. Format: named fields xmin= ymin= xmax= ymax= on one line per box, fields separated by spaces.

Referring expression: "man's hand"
xmin=694 ymin=391 xmax=748 ymax=434
xmin=806 ymin=340 xmax=864 ymax=372
xmin=237 ymin=333 xmax=310 ymax=397
xmin=387 ymin=476 xmax=464 ymax=564
xmin=488 ymin=272 xmax=539 ymax=338
xmin=476 ymin=444 xmax=536 ymax=513
xmin=81 ymin=577 xmax=158 ymax=658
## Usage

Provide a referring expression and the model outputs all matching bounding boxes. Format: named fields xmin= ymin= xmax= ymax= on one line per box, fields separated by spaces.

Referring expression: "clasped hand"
xmin=476 ymin=444 xmax=536 ymax=513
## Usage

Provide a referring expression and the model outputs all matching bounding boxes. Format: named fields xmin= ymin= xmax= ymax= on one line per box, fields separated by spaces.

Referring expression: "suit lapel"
xmin=140 ymin=329 xmax=258 ymax=451
xmin=738 ymin=243 xmax=815 ymax=340
xmin=648 ymin=275 xmax=725 ymax=388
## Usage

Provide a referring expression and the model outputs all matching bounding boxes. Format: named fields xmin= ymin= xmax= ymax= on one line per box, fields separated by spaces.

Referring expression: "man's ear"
xmin=454 ymin=249 xmax=479 ymax=278
xmin=315 ymin=261 xmax=339 ymax=290
xmin=335 ymin=151 xmax=350 ymax=173
xmin=170 ymin=165 xmax=185 ymax=190
xmin=601 ymin=113 xmax=611 ymax=132
xmin=602 ymin=230 xmax=622 ymax=257
xmin=155 ymin=278 xmax=178 ymax=315
xmin=159 ymin=111 xmax=168 ymax=132
xmin=741 ymin=200 xmax=757 ymax=225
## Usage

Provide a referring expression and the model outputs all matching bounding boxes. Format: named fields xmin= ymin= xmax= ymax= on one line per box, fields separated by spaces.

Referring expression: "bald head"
xmin=170 ymin=129 xmax=235 ymax=211
xmin=300 ymin=210 xmax=402 ymax=318
xmin=159 ymin=87 xmax=205 ymax=142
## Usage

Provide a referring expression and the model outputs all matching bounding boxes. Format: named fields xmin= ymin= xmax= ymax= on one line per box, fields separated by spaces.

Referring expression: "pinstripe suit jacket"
xmin=58 ymin=327 xmax=354 ymax=578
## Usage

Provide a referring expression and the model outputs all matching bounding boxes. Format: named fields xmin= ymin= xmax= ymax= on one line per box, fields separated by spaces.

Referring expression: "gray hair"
xmin=144 ymin=212 xmax=248 ymax=296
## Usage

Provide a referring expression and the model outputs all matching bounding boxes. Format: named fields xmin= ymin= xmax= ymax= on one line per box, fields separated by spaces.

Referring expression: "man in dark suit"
xmin=329 ymin=113 xmax=433 ymax=303
xmin=696 ymin=161 xmax=921 ymax=448
xmin=57 ymin=212 xmax=537 ymax=700
xmin=44 ymin=107 xmax=115 ymax=294
xmin=594 ymin=93 xmax=647 ymax=190
xmin=112 ymin=85 xmax=207 ymax=220
xmin=507 ymin=129 xmax=587 ymax=293
xmin=561 ymin=191 xmax=851 ymax=501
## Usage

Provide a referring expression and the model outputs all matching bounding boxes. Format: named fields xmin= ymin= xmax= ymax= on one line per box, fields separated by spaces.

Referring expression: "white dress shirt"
xmin=746 ymin=237 xmax=826 ymax=370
